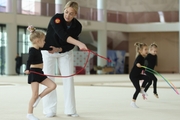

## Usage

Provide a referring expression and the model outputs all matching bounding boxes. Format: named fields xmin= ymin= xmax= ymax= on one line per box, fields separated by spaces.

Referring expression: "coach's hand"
xmin=48 ymin=46 xmax=62 ymax=53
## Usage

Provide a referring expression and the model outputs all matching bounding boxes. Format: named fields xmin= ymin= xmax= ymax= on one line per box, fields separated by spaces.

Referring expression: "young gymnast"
xmin=144 ymin=43 xmax=159 ymax=98
xmin=129 ymin=42 xmax=150 ymax=108
xmin=25 ymin=25 xmax=57 ymax=120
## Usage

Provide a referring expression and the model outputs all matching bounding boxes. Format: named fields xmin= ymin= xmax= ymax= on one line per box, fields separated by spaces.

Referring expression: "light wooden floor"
xmin=0 ymin=74 xmax=180 ymax=120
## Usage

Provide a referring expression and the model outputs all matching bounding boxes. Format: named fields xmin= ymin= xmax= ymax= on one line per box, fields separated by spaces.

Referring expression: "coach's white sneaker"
xmin=67 ymin=113 xmax=79 ymax=117
xmin=45 ymin=113 xmax=56 ymax=117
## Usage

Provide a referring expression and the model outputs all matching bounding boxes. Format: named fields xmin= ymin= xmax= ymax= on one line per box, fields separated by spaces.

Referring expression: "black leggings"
xmin=144 ymin=72 xmax=158 ymax=94
xmin=130 ymin=75 xmax=150 ymax=100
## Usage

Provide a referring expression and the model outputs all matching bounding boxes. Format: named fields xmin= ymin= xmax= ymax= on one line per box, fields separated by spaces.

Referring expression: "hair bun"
xmin=134 ymin=42 xmax=140 ymax=46
xmin=150 ymin=42 xmax=158 ymax=47
xmin=27 ymin=25 xmax=36 ymax=33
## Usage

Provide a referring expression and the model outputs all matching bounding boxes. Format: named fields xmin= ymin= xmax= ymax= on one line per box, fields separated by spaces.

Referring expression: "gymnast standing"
xmin=25 ymin=25 xmax=56 ymax=120
xmin=144 ymin=43 xmax=159 ymax=98
xmin=129 ymin=42 xmax=150 ymax=108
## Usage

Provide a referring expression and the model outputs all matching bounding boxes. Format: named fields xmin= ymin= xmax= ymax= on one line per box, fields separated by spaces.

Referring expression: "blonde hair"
xmin=134 ymin=42 xmax=147 ymax=57
xmin=27 ymin=25 xmax=45 ymax=44
xmin=64 ymin=1 xmax=78 ymax=14
xmin=150 ymin=42 xmax=158 ymax=48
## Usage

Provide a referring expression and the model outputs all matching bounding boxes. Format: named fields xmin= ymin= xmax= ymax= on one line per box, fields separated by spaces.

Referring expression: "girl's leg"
xmin=33 ymin=78 xmax=57 ymax=108
xmin=141 ymin=75 xmax=150 ymax=96
xmin=130 ymin=78 xmax=140 ymax=108
xmin=28 ymin=82 xmax=39 ymax=113
xmin=131 ymin=79 xmax=141 ymax=100
xmin=40 ymin=78 xmax=57 ymax=97
xmin=144 ymin=79 xmax=152 ymax=92
xmin=144 ymin=73 xmax=154 ymax=92
xmin=153 ymin=76 xmax=158 ymax=94
xmin=153 ymin=76 xmax=159 ymax=98
xmin=27 ymin=82 xmax=39 ymax=120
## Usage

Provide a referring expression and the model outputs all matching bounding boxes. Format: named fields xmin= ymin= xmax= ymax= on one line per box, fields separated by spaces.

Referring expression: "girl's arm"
xmin=136 ymin=63 xmax=142 ymax=68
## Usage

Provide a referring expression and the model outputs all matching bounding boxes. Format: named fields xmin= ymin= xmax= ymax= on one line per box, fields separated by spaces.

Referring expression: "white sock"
xmin=27 ymin=113 xmax=32 ymax=117
xmin=130 ymin=101 xmax=139 ymax=108
xmin=26 ymin=114 xmax=39 ymax=120
xmin=33 ymin=96 xmax=41 ymax=108
xmin=141 ymin=88 xmax=148 ymax=96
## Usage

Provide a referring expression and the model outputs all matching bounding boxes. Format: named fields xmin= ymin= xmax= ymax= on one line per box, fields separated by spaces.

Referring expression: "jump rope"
xmin=141 ymin=66 xmax=179 ymax=95
xmin=30 ymin=49 xmax=111 ymax=78
xmin=30 ymin=50 xmax=179 ymax=95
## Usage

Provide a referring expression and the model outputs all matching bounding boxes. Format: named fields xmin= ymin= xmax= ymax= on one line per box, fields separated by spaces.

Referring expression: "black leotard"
xmin=26 ymin=47 xmax=43 ymax=70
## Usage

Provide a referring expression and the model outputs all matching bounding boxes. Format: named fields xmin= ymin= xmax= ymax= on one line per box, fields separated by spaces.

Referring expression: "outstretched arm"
xmin=67 ymin=36 xmax=87 ymax=50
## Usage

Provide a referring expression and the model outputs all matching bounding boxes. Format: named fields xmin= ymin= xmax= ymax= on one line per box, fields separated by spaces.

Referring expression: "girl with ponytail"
xmin=25 ymin=25 xmax=57 ymax=120
xmin=144 ymin=43 xmax=159 ymax=98
xmin=129 ymin=42 xmax=150 ymax=108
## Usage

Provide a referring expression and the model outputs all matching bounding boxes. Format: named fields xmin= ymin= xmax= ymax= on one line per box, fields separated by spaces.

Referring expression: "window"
xmin=17 ymin=26 xmax=46 ymax=72
xmin=0 ymin=0 xmax=7 ymax=12
xmin=0 ymin=24 xmax=6 ymax=75
xmin=21 ymin=0 xmax=35 ymax=14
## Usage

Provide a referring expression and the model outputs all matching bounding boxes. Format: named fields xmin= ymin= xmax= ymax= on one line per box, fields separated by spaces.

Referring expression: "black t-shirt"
xmin=26 ymin=47 xmax=43 ymax=70
xmin=145 ymin=54 xmax=157 ymax=69
xmin=130 ymin=54 xmax=145 ymax=78
xmin=42 ymin=13 xmax=82 ymax=53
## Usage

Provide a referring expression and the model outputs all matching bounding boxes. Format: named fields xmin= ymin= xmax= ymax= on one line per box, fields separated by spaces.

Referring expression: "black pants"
xmin=15 ymin=64 xmax=21 ymax=75
xmin=144 ymin=72 xmax=158 ymax=94
xmin=130 ymin=75 xmax=150 ymax=100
